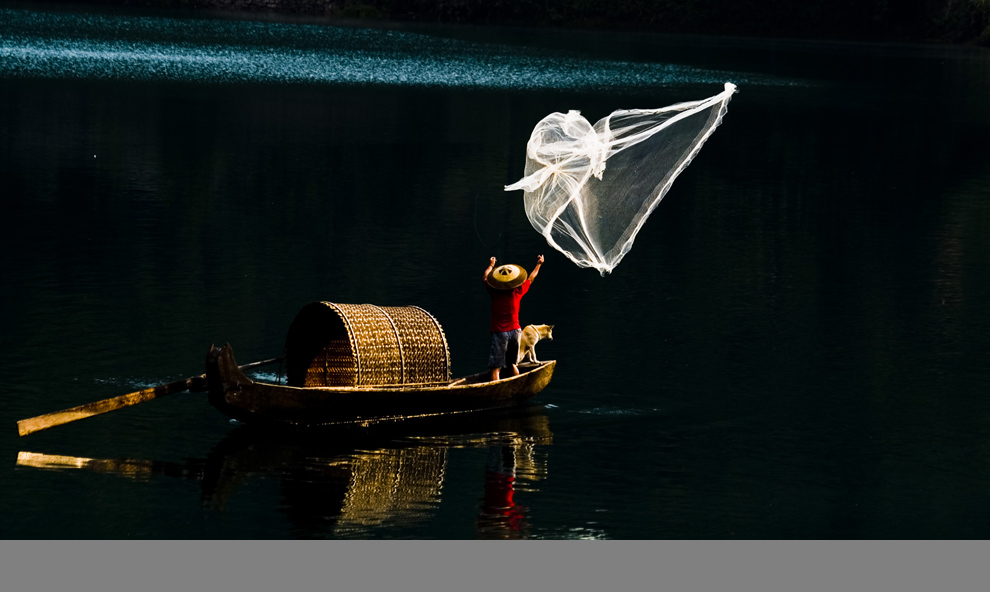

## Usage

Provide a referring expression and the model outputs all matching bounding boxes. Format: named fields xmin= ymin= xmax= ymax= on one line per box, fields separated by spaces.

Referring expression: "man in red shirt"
xmin=483 ymin=254 xmax=544 ymax=382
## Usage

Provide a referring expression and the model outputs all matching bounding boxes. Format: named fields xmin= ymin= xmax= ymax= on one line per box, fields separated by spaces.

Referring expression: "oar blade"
xmin=16 ymin=379 xmax=192 ymax=437
xmin=15 ymin=357 xmax=282 ymax=437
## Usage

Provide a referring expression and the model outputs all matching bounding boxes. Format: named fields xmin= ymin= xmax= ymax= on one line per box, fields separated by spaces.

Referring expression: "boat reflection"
xmin=16 ymin=405 xmax=552 ymax=538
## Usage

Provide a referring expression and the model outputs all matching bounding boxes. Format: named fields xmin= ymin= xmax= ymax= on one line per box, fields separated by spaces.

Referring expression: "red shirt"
xmin=486 ymin=279 xmax=531 ymax=332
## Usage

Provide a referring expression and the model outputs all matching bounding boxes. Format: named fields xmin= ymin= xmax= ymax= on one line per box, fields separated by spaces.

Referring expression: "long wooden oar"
xmin=16 ymin=358 xmax=281 ymax=437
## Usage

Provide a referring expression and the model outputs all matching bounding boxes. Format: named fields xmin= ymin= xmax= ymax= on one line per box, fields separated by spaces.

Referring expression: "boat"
xmin=15 ymin=300 xmax=556 ymax=436
xmin=205 ymin=301 xmax=555 ymax=427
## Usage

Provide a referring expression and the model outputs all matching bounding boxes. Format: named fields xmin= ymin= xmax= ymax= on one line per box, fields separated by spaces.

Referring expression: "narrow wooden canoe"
xmin=206 ymin=343 xmax=556 ymax=427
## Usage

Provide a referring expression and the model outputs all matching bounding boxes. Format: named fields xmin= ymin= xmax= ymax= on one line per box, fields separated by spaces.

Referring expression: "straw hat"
xmin=487 ymin=264 xmax=528 ymax=290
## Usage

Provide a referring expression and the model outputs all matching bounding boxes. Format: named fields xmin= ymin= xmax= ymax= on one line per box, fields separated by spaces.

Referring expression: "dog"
xmin=517 ymin=324 xmax=553 ymax=365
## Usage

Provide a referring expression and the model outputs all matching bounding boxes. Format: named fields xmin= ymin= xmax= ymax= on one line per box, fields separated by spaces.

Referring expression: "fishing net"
xmin=505 ymin=83 xmax=737 ymax=275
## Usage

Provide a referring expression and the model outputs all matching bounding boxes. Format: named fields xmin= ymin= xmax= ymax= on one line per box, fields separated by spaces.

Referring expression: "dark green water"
xmin=2 ymin=5 xmax=990 ymax=539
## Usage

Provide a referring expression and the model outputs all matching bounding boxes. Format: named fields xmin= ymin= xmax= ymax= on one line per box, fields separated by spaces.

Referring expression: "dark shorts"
xmin=489 ymin=329 xmax=522 ymax=369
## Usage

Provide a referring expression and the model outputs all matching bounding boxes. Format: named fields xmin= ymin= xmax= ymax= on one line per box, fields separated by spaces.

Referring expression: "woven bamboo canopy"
xmin=283 ymin=302 xmax=451 ymax=388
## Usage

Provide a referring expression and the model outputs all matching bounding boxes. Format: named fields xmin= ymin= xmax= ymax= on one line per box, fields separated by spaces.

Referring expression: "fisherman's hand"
xmin=537 ymin=255 xmax=544 ymax=265
xmin=490 ymin=257 xmax=497 ymax=266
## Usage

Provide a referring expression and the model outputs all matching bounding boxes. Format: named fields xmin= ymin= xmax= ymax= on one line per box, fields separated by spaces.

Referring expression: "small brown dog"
xmin=517 ymin=324 xmax=554 ymax=364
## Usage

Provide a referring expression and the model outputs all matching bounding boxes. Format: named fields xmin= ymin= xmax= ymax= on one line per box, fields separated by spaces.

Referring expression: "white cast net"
xmin=505 ymin=83 xmax=737 ymax=275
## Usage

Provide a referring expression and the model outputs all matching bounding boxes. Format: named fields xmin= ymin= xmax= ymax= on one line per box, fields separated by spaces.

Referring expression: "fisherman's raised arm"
xmin=483 ymin=257 xmax=496 ymax=282
xmin=529 ymin=255 xmax=544 ymax=282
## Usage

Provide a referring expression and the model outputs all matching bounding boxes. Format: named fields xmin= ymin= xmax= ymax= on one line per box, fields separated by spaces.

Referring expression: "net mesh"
xmin=505 ymin=83 xmax=737 ymax=275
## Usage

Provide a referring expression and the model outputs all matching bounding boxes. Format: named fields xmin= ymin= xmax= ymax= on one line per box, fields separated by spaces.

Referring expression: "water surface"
xmin=2 ymin=5 xmax=990 ymax=539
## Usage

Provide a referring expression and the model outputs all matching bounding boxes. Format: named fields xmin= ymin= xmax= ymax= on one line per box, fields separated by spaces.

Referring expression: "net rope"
xmin=505 ymin=83 xmax=737 ymax=275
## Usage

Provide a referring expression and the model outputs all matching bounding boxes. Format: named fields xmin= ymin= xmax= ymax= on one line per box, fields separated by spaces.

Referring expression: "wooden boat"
xmin=15 ymin=301 xmax=555 ymax=436
xmin=207 ymin=345 xmax=555 ymax=426
xmin=204 ymin=301 xmax=555 ymax=426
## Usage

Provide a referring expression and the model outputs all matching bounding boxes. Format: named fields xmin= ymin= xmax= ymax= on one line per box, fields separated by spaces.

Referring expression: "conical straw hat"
xmin=486 ymin=264 xmax=528 ymax=290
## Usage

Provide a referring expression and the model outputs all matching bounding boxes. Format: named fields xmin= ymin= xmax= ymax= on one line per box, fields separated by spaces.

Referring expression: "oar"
xmin=16 ymin=358 xmax=281 ymax=437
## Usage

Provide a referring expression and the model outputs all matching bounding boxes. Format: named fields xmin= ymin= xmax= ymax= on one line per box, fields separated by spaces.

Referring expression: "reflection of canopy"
xmin=283 ymin=302 xmax=451 ymax=387
xmin=506 ymin=83 xmax=737 ymax=275
xmin=334 ymin=446 xmax=448 ymax=531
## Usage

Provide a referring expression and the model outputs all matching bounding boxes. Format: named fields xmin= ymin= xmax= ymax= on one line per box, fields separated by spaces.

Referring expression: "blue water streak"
xmin=0 ymin=7 xmax=786 ymax=90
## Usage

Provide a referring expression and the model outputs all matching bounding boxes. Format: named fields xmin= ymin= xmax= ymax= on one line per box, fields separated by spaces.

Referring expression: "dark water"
xmin=2 ymin=5 xmax=990 ymax=539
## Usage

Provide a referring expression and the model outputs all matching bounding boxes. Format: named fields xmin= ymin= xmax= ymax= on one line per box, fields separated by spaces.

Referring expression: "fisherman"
xmin=483 ymin=254 xmax=543 ymax=382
